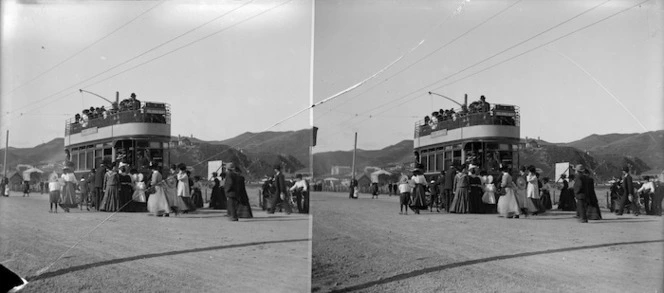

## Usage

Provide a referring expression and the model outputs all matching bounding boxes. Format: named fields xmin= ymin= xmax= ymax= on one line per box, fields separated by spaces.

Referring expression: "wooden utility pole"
xmin=351 ymin=132 xmax=357 ymax=180
xmin=3 ymin=130 xmax=8 ymax=180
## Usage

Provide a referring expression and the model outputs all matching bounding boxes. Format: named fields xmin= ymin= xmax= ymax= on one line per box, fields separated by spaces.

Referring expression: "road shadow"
xmin=27 ymin=238 xmax=310 ymax=282
xmin=329 ymin=239 xmax=664 ymax=293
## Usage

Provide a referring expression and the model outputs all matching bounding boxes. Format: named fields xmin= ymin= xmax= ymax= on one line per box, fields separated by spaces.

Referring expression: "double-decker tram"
xmin=64 ymin=96 xmax=172 ymax=176
xmin=413 ymin=97 xmax=521 ymax=178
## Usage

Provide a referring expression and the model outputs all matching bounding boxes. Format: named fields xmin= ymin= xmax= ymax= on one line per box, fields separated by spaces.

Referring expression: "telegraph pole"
xmin=351 ymin=132 xmax=357 ymax=180
xmin=3 ymin=130 xmax=8 ymax=180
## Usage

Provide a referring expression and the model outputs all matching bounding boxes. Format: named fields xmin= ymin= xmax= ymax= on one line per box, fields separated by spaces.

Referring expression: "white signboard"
xmin=81 ymin=127 xmax=98 ymax=136
xmin=430 ymin=129 xmax=448 ymax=138
xmin=555 ymin=162 xmax=570 ymax=182
xmin=207 ymin=160 xmax=223 ymax=180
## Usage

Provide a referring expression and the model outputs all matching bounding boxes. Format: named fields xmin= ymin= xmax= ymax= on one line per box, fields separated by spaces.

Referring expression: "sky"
xmin=0 ymin=0 xmax=313 ymax=148
xmin=313 ymin=0 xmax=663 ymax=152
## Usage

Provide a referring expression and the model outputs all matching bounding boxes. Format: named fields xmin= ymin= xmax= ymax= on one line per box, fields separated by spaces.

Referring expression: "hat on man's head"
xmin=130 ymin=93 xmax=136 ymax=98
xmin=226 ymin=162 xmax=236 ymax=171
xmin=574 ymin=164 xmax=586 ymax=173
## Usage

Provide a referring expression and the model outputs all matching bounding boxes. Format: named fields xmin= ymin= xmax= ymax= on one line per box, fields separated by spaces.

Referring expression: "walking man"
xmin=616 ymin=166 xmax=638 ymax=216
xmin=573 ymin=164 xmax=591 ymax=223
xmin=442 ymin=166 xmax=456 ymax=212
xmin=93 ymin=163 xmax=107 ymax=211
xmin=268 ymin=164 xmax=290 ymax=214
xmin=223 ymin=163 xmax=240 ymax=221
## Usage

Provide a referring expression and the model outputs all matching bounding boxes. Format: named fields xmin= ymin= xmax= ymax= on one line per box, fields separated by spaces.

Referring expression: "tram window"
xmin=86 ymin=149 xmax=93 ymax=170
xmin=94 ymin=149 xmax=102 ymax=168
xmin=436 ymin=152 xmax=444 ymax=172
xmin=72 ymin=150 xmax=79 ymax=171
xmin=149 ymin=142 xmax=161 ymax=149
xmin=136 ymin=140 xmax=149 ymax=148
xmin=428 ymin=154 xmax=435 ymax=172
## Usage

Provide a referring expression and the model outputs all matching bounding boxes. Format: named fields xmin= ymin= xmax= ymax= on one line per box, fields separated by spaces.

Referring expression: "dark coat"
xmin=94 ymin=166 xmax=106 ymax=188
xmin=224 ymin=171 xmax=241 ymax=198
xmin=273 ymin=172 xmax=287 ymax=196
xmin=443 ymin=169 xmax=456 ymax=190
xmin=623 ymin=174 xmax=634 ymax=196
xmin=573 ymin=173 xmax=592 ymax=200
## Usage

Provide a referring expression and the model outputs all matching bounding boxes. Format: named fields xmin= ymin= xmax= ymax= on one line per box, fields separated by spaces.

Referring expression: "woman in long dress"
xmin=177 ymin=166 xmax=195 ymax=213
xmin=584 ymin=170 xmax=602 ymax=220
xmin=539 ymin=177 xmax=553 ymax=210
xmin=408 ymin=165 xmax=428 ymax=214
xmin=526 ymin=166 xmax=544 ymax=214
xmin=209 ymin=174 xmax=227 ymax=209
xmin=482 ymin=175 xmax=497 ymax=206
xmin=450 ymin=166 xmax=470 ymax=214
xmin=515 ymin=166 xmax=537 ymax=215
xmin=234 ymin=166 xmax=253 ymax=218
xmin=497 ymin=167 xmax=521 ymax=218
xmin=60 ymin=168 xmax=78 ymax=212
xmin=557 ymin=174 xmax=576 ymax=211
xmin=468 ymin=168 xmax=484 ymax=213
xmin=130 ymin=171 xmax=147 ymax=212
xmin=147 ymin=165 xmax=171 ymax=216
xmin=118 ymin=167 xmax=133 ymax=212
xmin=100 ymin=165 xmax=120 ymax=212
xmin=48 ymin=172 xmax=61 ymax=213
xmin=191 ymin=176 xmax=204 ymax=209
xmin=165 ymin=164 xmax=188 ymax=214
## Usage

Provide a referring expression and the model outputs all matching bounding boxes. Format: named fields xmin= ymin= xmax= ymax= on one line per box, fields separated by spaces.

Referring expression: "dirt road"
xmin=0 ymin=188 xmax=311 ymax=292
xmin=312 ymin=192 xmax=664 ymax=293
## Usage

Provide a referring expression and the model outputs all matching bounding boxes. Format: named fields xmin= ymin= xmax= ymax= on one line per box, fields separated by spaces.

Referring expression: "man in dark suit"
xmin=269 ymin=164 xmax=290 ymax=214
xmin=616 ymin=166 xmax=638 ymax=216
xmin=573 ymin=164 xmax=592 ymax=223
xmin=223 ymin=163 xmax=240 ymax=221
xmin=93 ymin=163 xmax=107 ymax=211
xmin=442 ymin=165 xmax=456 ymax=212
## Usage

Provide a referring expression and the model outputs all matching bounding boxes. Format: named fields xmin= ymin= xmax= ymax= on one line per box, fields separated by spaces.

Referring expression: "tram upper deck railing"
xmin=65 ymin=101 xmax=171 ymax=136
xmin=414 ymin=104 xmax=519 ymax=138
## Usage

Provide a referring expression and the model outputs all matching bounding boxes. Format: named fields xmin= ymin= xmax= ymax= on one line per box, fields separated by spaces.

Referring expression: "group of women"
xmin=146 ymin=163 xmax=205 ymax=217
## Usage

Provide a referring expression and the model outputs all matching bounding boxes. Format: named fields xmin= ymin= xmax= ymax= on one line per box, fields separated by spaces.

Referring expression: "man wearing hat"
xmin=616 ymin=166 xmax=638 ymax=216
xmin=223 ymin=163 xmax=240 ymax=221
xmin=268 ymin=164 xmax=290 ymax=214
xmin=93 ymin=162 xmax=107 ymax=211
xmin=442 ymin=165 xmax=456 ymax=213
xmin=572 ymin=164 xmax=593 ymax=223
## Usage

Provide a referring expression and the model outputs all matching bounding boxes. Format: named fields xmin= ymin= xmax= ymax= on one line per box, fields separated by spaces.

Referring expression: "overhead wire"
xmin=0 ymin=0 xmax=166 ymax=100
xmin=333 ymin=0 xmax=628 ymax=130
xmin=316 ymin=0 xmax=523 ymax=123
xmin=0 ymin=0 xmax=256 ymax=120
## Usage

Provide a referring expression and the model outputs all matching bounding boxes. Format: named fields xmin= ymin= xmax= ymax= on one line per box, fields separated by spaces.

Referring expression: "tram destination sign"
xmin=81 ymin=127 xmax=98 ymax=136
xmin=430 ymin=129 xmax=448 ymax=138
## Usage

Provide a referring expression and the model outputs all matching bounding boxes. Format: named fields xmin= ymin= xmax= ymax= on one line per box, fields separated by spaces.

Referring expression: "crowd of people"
xmin=40 ymin=160 xmax=258 ymax=222
xmin=73 ymin=93 xmax=142 ymax=125
xmin=389 ymin=163 xmax=663 ymax=222
xmin=259 ymin=165 xmax=310 ymax=214
xmin=422 ymin=95 xmax=491 ymax=127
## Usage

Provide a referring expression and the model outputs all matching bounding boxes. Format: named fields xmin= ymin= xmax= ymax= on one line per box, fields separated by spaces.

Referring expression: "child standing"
xmin=398 ymin=176 xmax=411 ymax=215
xmin=48 ymin=173 xmax=61 ymax=213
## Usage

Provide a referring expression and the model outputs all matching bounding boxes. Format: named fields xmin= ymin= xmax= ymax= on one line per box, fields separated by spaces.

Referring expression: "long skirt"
xmin=147 ymin=186 xmax=171 ymax=216
xmin=237 ymin=193 xmax=253 ymax=218
xmin=409 ymin=185 xmax=428 ymax=210
xmin=515 ymin=188 xmax=537 ymax=213
xmin=450 ymin=188 xmax=470 ymax=214
xmin=60 ymin=182 xmax=78 ymax=208
xmin=540 ymin=190 xmax=552 ymax=210
xmin=49 ymin=190 xmax=61 ymax=204
xmin=558 ymin=189 xmax=577 ymax=211
xmin=119 ymin=185 xmax=133 ymax=211
xmin=497 ymin=188 xmax=521 ymax=217
xmin=182 ymin=196 xmax=197 ymax=212
xmin=101 ymin=186 xmax=119 ymax=212
xmin=165 ymin=186 xmax=189 ymax=212
xmin=210 ymin=187 xmax=227 ymax=209
xmin=469 ymin=186 xmax=484 ymax=213
xmin=192 ymin=188 xmax=204 ymax=208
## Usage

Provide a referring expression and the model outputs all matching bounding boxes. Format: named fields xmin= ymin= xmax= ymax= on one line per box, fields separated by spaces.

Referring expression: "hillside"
xmin=564 ymin=130 xmax=664 ymax=169
xmin=211 ymin=129 xmax=312 ymax=166
xmin=313 ymin=140 xmax=413 ymax=176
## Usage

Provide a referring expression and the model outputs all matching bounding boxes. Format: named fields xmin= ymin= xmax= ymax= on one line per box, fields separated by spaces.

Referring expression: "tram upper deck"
xmin=414 ymin=104 xmax=520 ymax=149
xmin=64 ymin=101 xmax=171 ymax=147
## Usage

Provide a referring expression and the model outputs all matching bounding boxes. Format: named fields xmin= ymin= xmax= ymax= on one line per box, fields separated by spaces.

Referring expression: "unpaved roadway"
xmin=0 ymin=188 xmax=311 ymax=292
xmin=312 ymin=191 xmax=664 ymax=293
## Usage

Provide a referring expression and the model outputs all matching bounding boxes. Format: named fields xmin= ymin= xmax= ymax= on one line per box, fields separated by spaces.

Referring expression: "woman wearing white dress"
xmin=515 ymin=166 xmax=537 ymax=215
xmin=176 ymin=164 xmax=195 ymax=213
xmin=526 ymin=166 xmax=544 ymax=214
xmin=482 ymin=175 xmax=496 ymax=205
xmin=60 ymin=168 xmax=78 ymax=212
xmin=497 ymin=166 xmax=521 ymax=218
xmin=147 ymin=165 xmax=171 ymax=216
